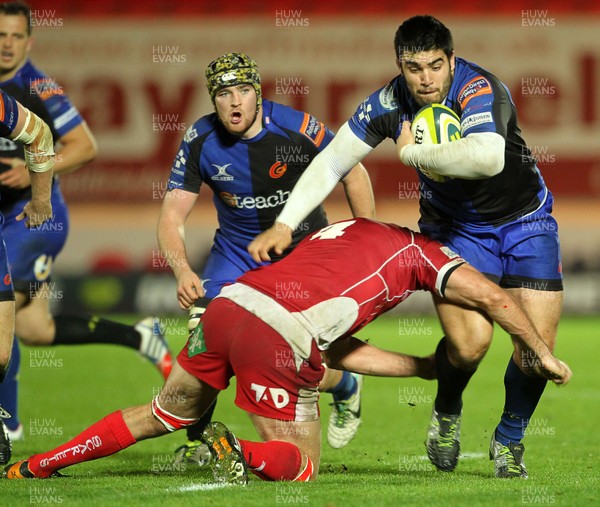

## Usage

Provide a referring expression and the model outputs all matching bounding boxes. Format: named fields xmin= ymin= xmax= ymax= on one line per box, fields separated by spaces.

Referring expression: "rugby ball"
xmin=411 ymin=104 xmax=461 ymax=182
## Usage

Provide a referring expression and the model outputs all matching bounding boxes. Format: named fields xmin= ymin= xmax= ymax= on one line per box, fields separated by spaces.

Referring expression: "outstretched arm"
xmin=249 ymin=123 xmax=373 ymax=261
xmin=443 ymin=264 xmax=572 ymax=384
xmin=322 ymin=335 xmax=435 ymax=380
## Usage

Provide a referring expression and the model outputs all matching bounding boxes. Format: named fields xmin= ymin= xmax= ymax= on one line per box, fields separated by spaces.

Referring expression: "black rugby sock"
xmin=187 ymin=399 xmax=218 ymax=441
xmin=434 ymin=337 xmax=476 ymax=415
xmin=52 ymin=315 xmax=140 ymax=349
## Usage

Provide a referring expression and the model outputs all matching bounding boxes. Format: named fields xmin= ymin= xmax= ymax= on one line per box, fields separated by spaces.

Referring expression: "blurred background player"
xmin=249 ymin=15 xmax=565 ymax=479
xmin=3 ymin=218 xmax=571 ymax=483
xmin=0 ymin=85 xmax=54 ymax=464
xmin=0 ymin=1 xmax=172 ymax=444
xmin=157 ymin=52 xmax=375 ymax=464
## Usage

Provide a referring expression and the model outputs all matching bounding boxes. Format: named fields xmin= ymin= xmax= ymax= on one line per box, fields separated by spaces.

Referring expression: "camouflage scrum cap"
xmin=205 ymin=52 xmax=262 ymax=107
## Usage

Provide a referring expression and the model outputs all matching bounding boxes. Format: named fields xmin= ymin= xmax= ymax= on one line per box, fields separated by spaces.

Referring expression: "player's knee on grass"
xmin=249 ymin=413 xmax=321 ymax=476
xmin=293 ymin=454 xmax=316 ymax=482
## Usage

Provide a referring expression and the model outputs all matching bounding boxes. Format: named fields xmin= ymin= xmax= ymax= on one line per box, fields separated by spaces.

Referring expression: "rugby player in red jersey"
xmin=4 ymin=219 xmax=571 ymax=483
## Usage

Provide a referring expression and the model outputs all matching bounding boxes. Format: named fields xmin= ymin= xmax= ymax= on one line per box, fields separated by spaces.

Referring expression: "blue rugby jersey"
xmin=167 ymin=99 xmax=334 ymax=260
xmin=0 ymin=59 xmax=84 ymax=211
xmin=348 ymin=57 xmax=548 ymax=226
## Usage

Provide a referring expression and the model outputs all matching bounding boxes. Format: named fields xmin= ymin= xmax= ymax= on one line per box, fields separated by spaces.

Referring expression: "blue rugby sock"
xmin=495 ymin=356 xmax=547 ymax=445
xmin=326 ymin=371 xmax=357 ymax=402
xmin=0 ymin=338 xmax=20 ymax=431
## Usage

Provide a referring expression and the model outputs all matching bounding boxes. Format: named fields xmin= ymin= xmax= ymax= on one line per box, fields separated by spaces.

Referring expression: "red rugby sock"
xmin=28 ymin=411 xmax=136 ymax=477
xmin=239 ymin=439 xmax=309 ymax=481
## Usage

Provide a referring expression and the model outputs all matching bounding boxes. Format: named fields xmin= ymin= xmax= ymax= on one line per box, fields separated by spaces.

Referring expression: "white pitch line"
xmin=460 ymin=452 xmax=488 ymax=460
xmin=414 ymin=452 xmax=487 ymax=461
xmin=176 ymin=454 xmax=490 ymax=491
xmin=177 ymin=483 xmax=232 ymax=492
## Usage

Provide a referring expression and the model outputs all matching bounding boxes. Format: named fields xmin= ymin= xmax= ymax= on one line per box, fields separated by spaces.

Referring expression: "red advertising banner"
xmin=26 ymin=14 xmax=599 ymax=200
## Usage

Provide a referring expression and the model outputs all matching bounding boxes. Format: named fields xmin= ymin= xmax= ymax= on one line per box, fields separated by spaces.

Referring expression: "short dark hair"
xmin=394 ymin=15 xmax=453 ymax=62
xmin=0 ymin=1 xmax=32 ymax=36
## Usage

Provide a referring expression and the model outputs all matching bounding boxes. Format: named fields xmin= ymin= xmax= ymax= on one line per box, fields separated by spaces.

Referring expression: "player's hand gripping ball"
xmin=411 ymin=104 xmax=461 ymax=182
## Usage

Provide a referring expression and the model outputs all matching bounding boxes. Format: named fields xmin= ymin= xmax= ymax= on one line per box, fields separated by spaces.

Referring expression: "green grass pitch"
xmin=4 ymin=314 xmax=599 ymax=506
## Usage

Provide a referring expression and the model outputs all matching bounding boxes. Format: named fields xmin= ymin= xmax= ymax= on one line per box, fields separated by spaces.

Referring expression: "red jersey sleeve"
xmin=412 ymin=232 xmax=467 ymax=297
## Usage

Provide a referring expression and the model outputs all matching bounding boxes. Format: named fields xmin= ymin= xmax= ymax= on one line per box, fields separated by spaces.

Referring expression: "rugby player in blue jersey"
xmin=157 ymin=52 xmax=375 ymax=463
xmin=0 ymin=2 xmax=172 ymax=448
xmin=250 ymin=15 xmax=565 ymax=478
xmin=0 ymin=84 xmax=54 ymax=465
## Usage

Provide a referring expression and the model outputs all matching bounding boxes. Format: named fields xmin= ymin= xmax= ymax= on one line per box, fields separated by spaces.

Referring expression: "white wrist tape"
xmin=13 ymin=109 xmax=55 ymax=173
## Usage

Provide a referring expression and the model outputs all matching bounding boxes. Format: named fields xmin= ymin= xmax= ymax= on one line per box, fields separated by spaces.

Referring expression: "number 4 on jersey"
xmin=310 ymin=220 xmax=356 ymax=240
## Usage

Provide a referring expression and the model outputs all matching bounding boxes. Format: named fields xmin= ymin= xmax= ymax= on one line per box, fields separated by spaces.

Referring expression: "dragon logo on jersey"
xmin=269 ymin=161 xmax=287 ymax=179
xmin=210 ymin=163 xmax=234 ymax=181
xmin=3 ymin=273 xmax=10 ymax=286
xmin=458 ymin=77 xmax=492 ymax=108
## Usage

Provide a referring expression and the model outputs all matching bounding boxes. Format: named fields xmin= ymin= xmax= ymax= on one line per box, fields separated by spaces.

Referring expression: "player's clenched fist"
xmin=248 ymin=222 xmax=293 ymax=262
xmin=534 ymin=355 xmax=573 ymax=385
xmin=175 ymin=269 xmax=204 ymax=310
